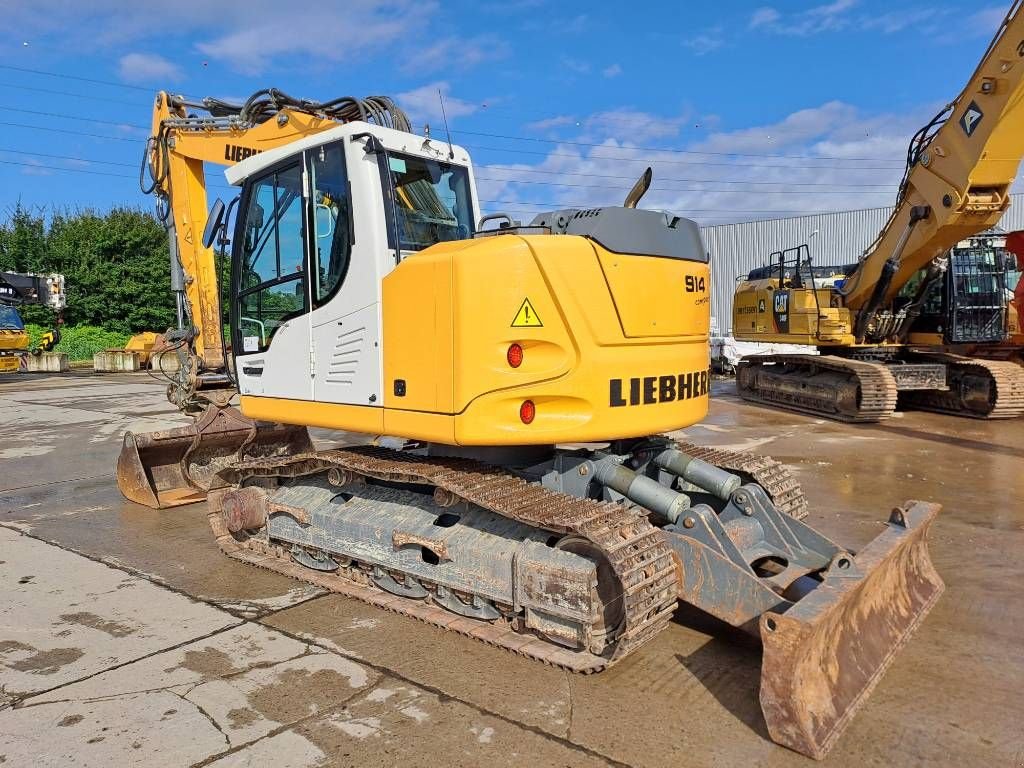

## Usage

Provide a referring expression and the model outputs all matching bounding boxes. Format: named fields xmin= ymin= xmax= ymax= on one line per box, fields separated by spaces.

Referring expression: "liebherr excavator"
xmin=116 ymin=87 xmax=943 ymax=760
xmin=732 ymin=2 xmax=1024 ymax=421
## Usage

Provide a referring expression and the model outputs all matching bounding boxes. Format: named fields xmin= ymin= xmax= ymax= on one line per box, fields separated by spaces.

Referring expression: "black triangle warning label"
xmin=511 ymin=298 xmax=543 ymax=328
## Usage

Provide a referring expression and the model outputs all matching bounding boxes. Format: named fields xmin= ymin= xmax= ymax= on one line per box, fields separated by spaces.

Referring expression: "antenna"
xmin=438 ymin=89 xmax=455 ymax=160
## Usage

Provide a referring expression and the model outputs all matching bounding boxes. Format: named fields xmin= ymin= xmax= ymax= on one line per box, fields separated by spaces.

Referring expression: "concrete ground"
xmin=0 ymin=371 xmax=1021 ymax=767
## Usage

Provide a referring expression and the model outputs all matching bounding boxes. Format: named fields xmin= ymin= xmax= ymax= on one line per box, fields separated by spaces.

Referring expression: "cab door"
xmin=232 ymin=156 xmax=314 ymax=401
xmin=307 ymin=141 xmax=383 ymax=407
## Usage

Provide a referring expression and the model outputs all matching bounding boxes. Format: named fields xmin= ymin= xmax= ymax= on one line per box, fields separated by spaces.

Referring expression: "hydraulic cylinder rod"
xmin=653 ymin=449 xmax=741 ymax=500
xmin=593 ymin=461 xmax=690 ymax=523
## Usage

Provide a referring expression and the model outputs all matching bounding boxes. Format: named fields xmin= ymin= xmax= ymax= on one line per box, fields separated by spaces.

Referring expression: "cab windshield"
xmin=0 ymin=305 xmax=25 ymax=330
xmin=383 ymin=152 xmax=474 ymax=252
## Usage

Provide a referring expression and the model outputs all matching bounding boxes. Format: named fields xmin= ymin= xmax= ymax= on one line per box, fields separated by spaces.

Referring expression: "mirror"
xmin=203 ymin=198 xmax=226 ymax=249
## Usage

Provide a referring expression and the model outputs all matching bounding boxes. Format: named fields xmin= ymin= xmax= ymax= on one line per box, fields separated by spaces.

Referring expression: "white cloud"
xmin=475 ymin=101 xmax=926 ymax=227
xmin=0 ymin=0 xmax=511 ymax=76
xmin=525 ymin=115 xmax=580 ymax=132
xmin=967 ymin=6 xmax=1009 ymax=36
xmin=404 ymin=35 xmax=510 ymax=74
xmin=561 ymin=57 xmax=591 ymax=75
xmin=194 ymin=3 xmax=433 ymax=74
xmin=118 ymin=52 xmax=183 ymax=83
xmin=683 ymin=27 xmax=724 ymax=56
xmin=749 ymin=7 xmax=780 ymax=29
xmin=602 ymin=63 xmax=622 ymax=78
xmin=749 ymin=1 xmax=954 ymax=38
xmin=396 ymin=82 xmax=478 ymax=127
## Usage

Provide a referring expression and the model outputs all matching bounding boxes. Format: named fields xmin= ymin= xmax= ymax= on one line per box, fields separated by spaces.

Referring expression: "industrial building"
xmin=701 ymin=192 xmax=1024 ymax=334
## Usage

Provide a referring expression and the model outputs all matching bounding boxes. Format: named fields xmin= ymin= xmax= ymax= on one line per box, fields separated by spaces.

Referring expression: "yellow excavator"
xmin=115 ymin=87 xmax=943 ymax=760
xmin=0 ymin=271 xmax=65 ymax=371
xmin=732 ymin=2 xmax=1024 ymax=421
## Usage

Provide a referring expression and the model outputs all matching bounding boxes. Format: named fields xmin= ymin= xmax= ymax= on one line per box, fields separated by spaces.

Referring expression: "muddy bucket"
xmin=117 ymin=404 xmax=314 ymax=509
xmin=759 ymin=501 xmax=944 ymax=759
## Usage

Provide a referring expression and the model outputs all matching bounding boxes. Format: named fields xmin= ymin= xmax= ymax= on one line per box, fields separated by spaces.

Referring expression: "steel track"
xmin=212 ymin=446 xmax=680 ymax=673
xmin=736 ymin=354 xmax=899 ymax=423
xmin=673 ymin=440 xmax=808 ymax=520
xmin=900 ymin=352 xmax=1024 ymax=419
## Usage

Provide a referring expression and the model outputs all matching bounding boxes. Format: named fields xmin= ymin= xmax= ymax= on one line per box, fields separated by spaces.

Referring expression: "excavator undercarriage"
xmin=164 ymin=435 xmax=943 ymax=761
xmin=737 ymin=349 xmax=1024 ymax=422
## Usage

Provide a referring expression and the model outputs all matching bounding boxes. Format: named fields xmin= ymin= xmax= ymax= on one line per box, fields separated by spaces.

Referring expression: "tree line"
xmin=0 ymin=205 xmax=177 ymax=332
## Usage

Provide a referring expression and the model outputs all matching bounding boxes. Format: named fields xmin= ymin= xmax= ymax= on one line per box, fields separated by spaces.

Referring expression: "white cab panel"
xmin=235 ymin=317 xmax=312 ymax=400
xmin=313 ymin=303 xmax=381 ymax=405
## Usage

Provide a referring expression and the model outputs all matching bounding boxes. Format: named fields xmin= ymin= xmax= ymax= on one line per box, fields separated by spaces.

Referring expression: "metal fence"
xmin=700 ymin=193 xmax=1024 ymax=334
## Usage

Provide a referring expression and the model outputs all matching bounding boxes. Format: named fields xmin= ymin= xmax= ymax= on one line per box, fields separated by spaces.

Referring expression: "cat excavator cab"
xmin=116 ymin=87 xmax=943 ymax=760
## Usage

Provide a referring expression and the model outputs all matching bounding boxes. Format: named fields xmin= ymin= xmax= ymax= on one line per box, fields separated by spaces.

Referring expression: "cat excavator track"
xmin=209 ymin=445 xmax=681 ymax=672
xmin=736 ymin=355 xmax=899 ymax=423
xmin=899 ymin=353 xmax=1024 ymax=419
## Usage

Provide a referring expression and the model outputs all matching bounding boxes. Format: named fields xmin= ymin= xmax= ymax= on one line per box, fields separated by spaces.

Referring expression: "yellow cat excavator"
xmin=732 ymin=2 xmax=1024 ymax=421
xmin=116 ymin=87 xmax=943 ymax=760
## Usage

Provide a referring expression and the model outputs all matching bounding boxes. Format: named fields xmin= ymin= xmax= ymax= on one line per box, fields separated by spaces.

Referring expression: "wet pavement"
xmin=1 ymin=371 xmax=1022 ymax=767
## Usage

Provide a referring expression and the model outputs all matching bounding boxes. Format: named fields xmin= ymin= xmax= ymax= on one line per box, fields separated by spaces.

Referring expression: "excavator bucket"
xmin=117 ymin=405 xmax=313 ymax=509
xmin=758 ymin=501 xmax=944 ymax=759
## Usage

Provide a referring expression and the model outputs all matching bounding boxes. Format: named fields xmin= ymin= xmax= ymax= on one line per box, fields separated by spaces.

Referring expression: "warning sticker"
xmin=511 ymin=298 xmax=543 ymax=328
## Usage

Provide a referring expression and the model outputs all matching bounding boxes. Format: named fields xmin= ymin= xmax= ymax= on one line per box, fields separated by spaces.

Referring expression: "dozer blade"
xmin=117 ymin=404 xmax=313 ymax=509
xmin=758 ymin=501 xmax=944 ymax=759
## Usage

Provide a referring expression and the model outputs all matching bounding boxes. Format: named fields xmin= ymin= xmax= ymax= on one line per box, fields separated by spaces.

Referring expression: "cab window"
xmin=235 ymin=161 xmax=306 ymax=354
xmin=308 ymin=143 xmax=352 ymax=306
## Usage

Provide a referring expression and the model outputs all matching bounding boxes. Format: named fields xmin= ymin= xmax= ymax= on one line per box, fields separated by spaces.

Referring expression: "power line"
xmin=479 ymin=163 xmax=897 ymax=188
xmin=465 ymin=143 xmax=903 ymax=171
xmin=0 ymin=105 xmax=905 ymax=179
xmin=0 ymin=66 xmax=905 ymax=166
xmin=0 ymin=158 xmax=135 ymax=179
xmin=6 ymin=106 xmax=147 ymax=129
xmin=0 ymin=158 xmax=233 ymax=190
xmin=475 ymin=175 xmax=893 ymax=195
xmin=456 ymin=129 xmax=901 ymax=164
xmin=0 ymin=148 xmax=136 ymax=168
xmin=0 ymin=158 xmax=842 ymax=216
xmin=0 ymin=121 xmax=139 ymax=142
xmin=479 ymin=198 xmax=849 ymax=215
xmin=0 ymin=64 xmax=155 ymax=93
xmin=0 ymin=81 xmax=144 ymax=107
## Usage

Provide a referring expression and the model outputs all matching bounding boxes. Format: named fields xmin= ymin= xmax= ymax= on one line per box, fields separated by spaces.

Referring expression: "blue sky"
xmin=0 ymin=0 xmax=1015 ymax=226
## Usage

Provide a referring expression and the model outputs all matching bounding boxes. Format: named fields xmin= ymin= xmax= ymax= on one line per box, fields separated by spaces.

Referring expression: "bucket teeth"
xmin=758 ymin=501 xmax=944 ymax=759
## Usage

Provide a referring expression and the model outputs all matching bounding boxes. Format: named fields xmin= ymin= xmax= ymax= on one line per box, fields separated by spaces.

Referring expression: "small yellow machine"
xmin=116 ymin=88 xmax=943 ymax=759
xmin=732 ymin=2 xmax=1024 ymax=421
xmin=0 ymin=271 xmax=65 ymax=371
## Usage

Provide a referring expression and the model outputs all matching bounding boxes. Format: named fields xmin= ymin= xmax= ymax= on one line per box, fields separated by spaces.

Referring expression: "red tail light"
xmin=507 ymin=343 xmax=524 ymax=368
xmin=519 ymin=399 xmax=535 ymax=424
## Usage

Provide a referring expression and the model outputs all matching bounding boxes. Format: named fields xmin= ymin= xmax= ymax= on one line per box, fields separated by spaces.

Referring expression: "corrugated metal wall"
xmin=700 ymin=193 xmax=1024 ymax=333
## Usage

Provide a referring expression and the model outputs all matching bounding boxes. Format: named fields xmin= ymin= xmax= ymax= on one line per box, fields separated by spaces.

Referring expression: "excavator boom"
xmin=843 ymin=1 xmax=1024 ymax=311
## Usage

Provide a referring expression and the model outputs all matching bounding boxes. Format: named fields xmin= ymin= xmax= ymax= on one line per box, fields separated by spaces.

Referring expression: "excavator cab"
xmin=905 ymin=232 xmax=1010 ymax=344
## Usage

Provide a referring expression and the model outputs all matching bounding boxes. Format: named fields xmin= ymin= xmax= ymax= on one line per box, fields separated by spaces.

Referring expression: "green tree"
xmin=0 ymin=204 xmax=47 ymax=272
xmin=47 ymin=207 xmax=176 ymax=332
